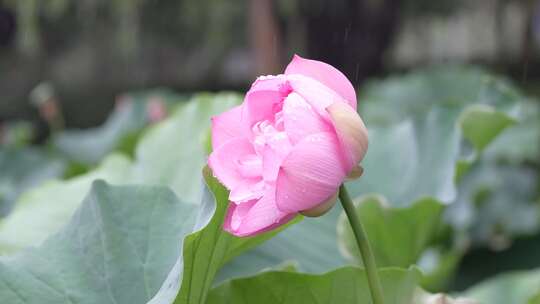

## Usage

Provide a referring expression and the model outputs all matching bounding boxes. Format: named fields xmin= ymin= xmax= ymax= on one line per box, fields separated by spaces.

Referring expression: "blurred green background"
xmin=0 ymin=0 xmax=539 ymax=135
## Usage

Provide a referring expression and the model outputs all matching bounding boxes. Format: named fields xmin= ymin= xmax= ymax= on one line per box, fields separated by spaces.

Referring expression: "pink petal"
xmin=282 ymin=92 xmax=332 ymax=144
xmin=243 ymin=75 xmax=290 ymax=127
xmin=208 ymin=137 xmax=257 ymax=190
xmin=275 ymin=132 xmax=347 ymax=213
xmin=261 ymin=131 xmax=292 ymax=182
xmin=285 ymin=54 xmax=357 ymax=109
xmin=243 ymin=90 xmax=282 ymax=127
xmin=250 ymin=74 xmax=289 ymax=92
xmin=327 ymin=102 xmax=369 ymax=172
xmin=211 ymin=105 xmax=248 ymax=150
xmin=286 ymin=74 xmax=346 ymax=119
xmin=229 ymin=179 xmax=265 ymax=203
xmin=227 ymin=200 xmax=256 ymax=231
xmin=236 ymin=154 xmax=263 ymax=178
xmin=223 ymin=189 xmax=296 ymax=237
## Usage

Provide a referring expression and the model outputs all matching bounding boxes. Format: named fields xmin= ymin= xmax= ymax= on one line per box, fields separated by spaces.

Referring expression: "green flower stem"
xmin=338 ymin=184 xmax=385 ymax=304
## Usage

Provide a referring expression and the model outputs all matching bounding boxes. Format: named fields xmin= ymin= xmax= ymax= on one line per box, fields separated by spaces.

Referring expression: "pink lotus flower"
xmin=147 ymin=97 xmax=168 ymax=123
xmin=208 ymin=55 xmax=368 ymax=237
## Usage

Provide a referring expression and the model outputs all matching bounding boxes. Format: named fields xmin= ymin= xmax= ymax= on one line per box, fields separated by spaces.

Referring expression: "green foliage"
xmin=149 ymin=168 xmax=295 ymax=304
xmin=447 ymin=162 xmax=540 ymax=247
xmin=0 ymin=181 xmax=196 ymax=304
xmin=0 ymin=168 xmax=291 ymax=304
xmin=0 ymin=154 xmax=131 ymax=254
xmin=463 ymin=269 xmax=540 ymax=304
xmin=354 ymin=66 xmax=540 ymax=292
xmin=217 ymin=206 xmax=345 ymax=279
xmin=131 ymin=92 xmax=241 ymax=203
xmin=484 ymin=100 xmax=540 ymax=163
xmin=0 ymin=121 xmax=35 ymax=147
xmin=208 ymin=267 xmax=421 ymax=304
xmin=337 ymin=196 xmax=444 ymax=268
xmin=53 ymin=90 xmax=180 ymax=165
xmin=351 ymin=66 xmax=519 ymax=206
xmin=0 ymin=93 xmax=240 ymax=255
xmin=0 ymin=65 xmax=537 ymax=303
xmin=0 ymin=147 xmax=65 ymax=217
xmin=218 ymin=66 xmax=536 ymax=293
xmin=460 ymin=105 xmax=516 ymax=152
xmin=360 ymin=66 xmax=521 ymax=122
xmin=336 ymin=196 xmax=459 ymax=291
xmin=349 ymin=107 xmax=463 ymax=205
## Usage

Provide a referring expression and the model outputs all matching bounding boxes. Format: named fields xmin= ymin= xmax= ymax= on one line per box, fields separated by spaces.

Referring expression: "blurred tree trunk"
xmin=301 ymin=0 xmax=402 ymax=85
xmin=494 ymin=0 xmax=506 ymax=61
xmin=520 ymin=0 xmax=536 ymax=81
xmin=249 ymin=0 xmax=282 ymax=76
xmin=0 ymin=4 xmax=15 ymax=48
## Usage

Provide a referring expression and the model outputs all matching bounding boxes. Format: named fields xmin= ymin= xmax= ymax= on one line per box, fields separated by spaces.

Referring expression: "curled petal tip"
xmin=327 ymin=102 xmax=369 ymax=171
xmin=285 ymin=55 xmax=357 ymax=107
xmin=346 ymin=165 xmax=364 ymax=180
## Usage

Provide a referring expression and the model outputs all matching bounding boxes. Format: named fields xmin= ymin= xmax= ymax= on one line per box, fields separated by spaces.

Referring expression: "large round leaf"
xmin=0 ymin=181 xmax=196 ymax=304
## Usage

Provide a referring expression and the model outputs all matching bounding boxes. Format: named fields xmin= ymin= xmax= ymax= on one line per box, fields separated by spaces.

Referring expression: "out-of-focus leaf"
xmin=336 ymin=195 xmax=457 ymax=291
xmin=349 ymin=104 xmax=513 ymax=206
xmin=446 ymin=162 xmax=539 ymax=248
xmin=351 ymin=66 xmax=523 ymax=205
xmin=132 ymin=92 xmax=241 ymax=204
xmin=0 ymin=154 xmax=131 ymax=254
xmin=337 ymin=196 xmax=444 ymax=268
xmin=529 ymin=293 xmax=540 ymax=304
xmin=417 ymin=248 xmax=463 ymax=292
xmin=52 ymin=99 xmax=148 ymax=165
xmin=360 ymin=65 xmax=522 ymax=125
xmin=459 ymin=105 xmax=515 ymax=152
xmin=53 ymin=89 xmax=181 ymax=165
xmin=485 ymin=100 xmax=540 ymax=163
xmin=0 ymin=147 xmax=65 ymax=217
xmin=462 ymin=269 xmax=540 ymax=304
xmin=0 ymin=121 xmax=34 ymax=147
xmin=0 ymin=181 xmax=196 ymax=304
xmin=207 ymin=267 xmax=420 ymax=304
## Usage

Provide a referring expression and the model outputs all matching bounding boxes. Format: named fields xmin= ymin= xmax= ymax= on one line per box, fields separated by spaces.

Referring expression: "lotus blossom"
xmin=208 ymin=55 xmax=368 ymax=237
